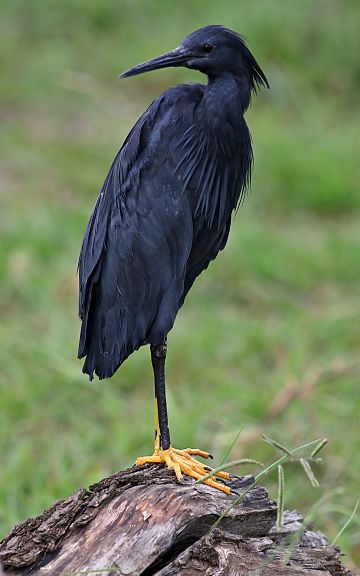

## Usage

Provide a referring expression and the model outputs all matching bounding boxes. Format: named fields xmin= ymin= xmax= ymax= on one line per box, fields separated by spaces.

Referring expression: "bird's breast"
xmin=171 ymin=112 xmax=245 ymax=230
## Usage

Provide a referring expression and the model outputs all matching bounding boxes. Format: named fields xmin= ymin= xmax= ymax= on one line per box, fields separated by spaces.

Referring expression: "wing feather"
xmin=78 ymin=86 xmax=203 ymax=379
xmin=78 ymin=80 xmax=253 ymax=380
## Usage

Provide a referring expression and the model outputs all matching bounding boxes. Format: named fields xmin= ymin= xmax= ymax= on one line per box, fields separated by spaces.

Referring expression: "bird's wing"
xmin=180 ymin=217 xmax=231 ymax=304
xmin=173 ymin=112 xmax=252 ymax=303
xmin=78 ymin=85 xmax=204 ymax=379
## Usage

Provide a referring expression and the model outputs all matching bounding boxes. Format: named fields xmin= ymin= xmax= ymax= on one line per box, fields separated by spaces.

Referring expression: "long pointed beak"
xmin=119 ymin=46 xmax=189 ymax=79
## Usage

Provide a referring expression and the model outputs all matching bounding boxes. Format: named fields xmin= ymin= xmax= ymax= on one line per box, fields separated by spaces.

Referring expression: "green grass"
xmin=0 ymin=0 xmax=359 ymax=570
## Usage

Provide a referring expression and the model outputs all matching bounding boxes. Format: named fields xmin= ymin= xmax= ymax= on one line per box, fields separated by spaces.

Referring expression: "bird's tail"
xmin=78 ymin=273 xmax=131 ymax=380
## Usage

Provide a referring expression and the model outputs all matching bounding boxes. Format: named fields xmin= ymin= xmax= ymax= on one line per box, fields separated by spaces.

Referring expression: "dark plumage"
xmin=78 ymin=25 xmax=268 ymax=382
xmin=78 ymin=26 xmax=268 ymax=491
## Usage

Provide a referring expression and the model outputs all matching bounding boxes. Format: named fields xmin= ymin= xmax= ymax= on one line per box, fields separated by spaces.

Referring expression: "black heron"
xmin=78 ymin=25 xmax=268 ymax=493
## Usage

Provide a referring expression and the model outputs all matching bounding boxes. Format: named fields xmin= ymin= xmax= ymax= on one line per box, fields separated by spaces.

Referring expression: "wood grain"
xmin=0 ymin=464 xmax=352 ymax=575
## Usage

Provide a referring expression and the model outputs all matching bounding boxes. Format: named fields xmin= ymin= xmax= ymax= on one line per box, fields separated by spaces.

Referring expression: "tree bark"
xmin=0 ymin=464 xmax=353 ymax=575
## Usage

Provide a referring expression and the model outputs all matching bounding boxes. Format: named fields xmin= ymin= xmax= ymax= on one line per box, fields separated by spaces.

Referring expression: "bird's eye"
xmin=202 ymin=43 xmax=214 ymax=54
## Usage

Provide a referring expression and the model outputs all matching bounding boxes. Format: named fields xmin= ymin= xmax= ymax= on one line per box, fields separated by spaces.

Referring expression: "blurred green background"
xmin=0 ymin=0 xmax=359 ymax=570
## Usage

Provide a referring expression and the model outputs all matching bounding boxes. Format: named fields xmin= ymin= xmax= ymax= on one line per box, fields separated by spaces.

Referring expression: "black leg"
xmin=151 ymin=338 xmax=170 ymax=450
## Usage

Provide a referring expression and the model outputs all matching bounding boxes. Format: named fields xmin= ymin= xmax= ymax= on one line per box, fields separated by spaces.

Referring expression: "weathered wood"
xmin=0 ymin=464 xmax=353 ymax=575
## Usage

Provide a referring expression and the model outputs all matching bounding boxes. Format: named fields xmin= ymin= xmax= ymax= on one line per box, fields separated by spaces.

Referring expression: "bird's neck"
xmin=204 ymin=73 xmax=251 ymax=116
xmin=182 ymin=74 xmax=253 ymax=229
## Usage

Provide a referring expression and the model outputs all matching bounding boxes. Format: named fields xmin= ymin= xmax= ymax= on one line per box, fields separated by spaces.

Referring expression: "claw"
xmin=135 ymin=446 xmax=231 ymax=494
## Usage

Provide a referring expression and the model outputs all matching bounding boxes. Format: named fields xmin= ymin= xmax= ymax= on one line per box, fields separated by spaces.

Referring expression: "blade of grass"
xmin=300 ymin=458 xmax=320 ymax=488
xmin=195 ymin=458 xmax=264 ymax=484
xmin=254 ymin=438 xmax=323 ymax=484
xmin=310 ymin=438 xmax=328 ymax=458
xmin=208 ymin=438 xmax=324 ymax=533
xmin=262 ymin=434 xmax=292 ymax=457
xmin=276 ymin=464 xmax=285 ymax=532
xmin=219 ymin=428 xmax=242 ymax=465
xmin=331 ymin=499 xmax=359 ymax=546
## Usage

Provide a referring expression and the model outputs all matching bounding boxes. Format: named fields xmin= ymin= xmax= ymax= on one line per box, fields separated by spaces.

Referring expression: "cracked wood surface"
xmin=0 ymin=464 xmax=353 ymax=576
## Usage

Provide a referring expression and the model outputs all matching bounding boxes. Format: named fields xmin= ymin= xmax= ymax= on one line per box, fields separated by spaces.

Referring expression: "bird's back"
xmin=78 ymin=81 xmax=251 ymax=379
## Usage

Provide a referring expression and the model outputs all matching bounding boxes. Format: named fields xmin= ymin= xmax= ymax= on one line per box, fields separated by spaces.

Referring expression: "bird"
xmin=78 ymin=25 xmax=268 ymax=494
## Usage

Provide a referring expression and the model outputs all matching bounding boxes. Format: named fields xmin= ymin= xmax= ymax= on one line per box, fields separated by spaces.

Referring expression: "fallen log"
xmin=0 ymin=464 xmax=353 ymax=575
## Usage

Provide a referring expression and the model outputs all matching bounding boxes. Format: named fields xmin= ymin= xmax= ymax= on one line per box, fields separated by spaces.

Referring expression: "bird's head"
xmin=120 ymin=25 xmax=269 ymax=93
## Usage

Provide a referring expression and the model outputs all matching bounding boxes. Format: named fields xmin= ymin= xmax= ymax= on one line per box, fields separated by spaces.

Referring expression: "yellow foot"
xmin=135 ymin=446 xmax=232 ymax=494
